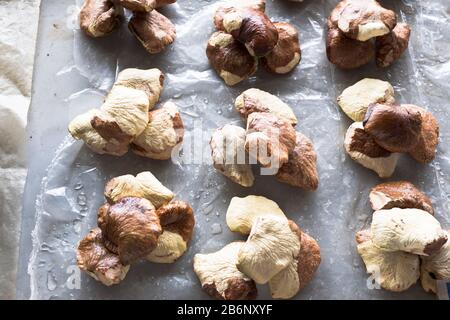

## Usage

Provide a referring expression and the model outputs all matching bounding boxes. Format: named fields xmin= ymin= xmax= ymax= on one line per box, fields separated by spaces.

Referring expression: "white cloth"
xmin=0 ymin=0 xmax=40 ymax=299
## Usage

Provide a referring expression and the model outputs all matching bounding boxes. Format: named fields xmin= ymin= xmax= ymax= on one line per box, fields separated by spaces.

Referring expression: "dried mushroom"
xmin=76 ymin=228 xmax=130 ymax=286
xmin=79 ymin=0 xmax=119 ymax=38
xmin=420 ymin=233 xmax=450 ymax=294
xmin=194 ymin=242 xmax=257 ymax=300
xmin=210 ymin=124 xmax=255 ymax=187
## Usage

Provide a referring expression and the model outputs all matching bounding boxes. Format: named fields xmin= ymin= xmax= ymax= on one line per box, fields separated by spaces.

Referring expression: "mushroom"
xmin=356 ymin=229 xmax=420 ymax=292
xmin=79 ymin=0 xmax=119 ymax=38
xmin=245 ymin=112 xmax=296 ymax=171
xmin=337 ymin=78 xmax=395 ymax=122
xmin=262 ymin=22 xmax=301 ymax=74
xmin=403 ymin=104 xmax=439 ymax=164
xmin=226 ymin=195 xmax=286 ymax=234
xmin=236 ymin=215 xmax=300 ymax=284
xmin=222 ymin=7 xmax=278 ymax=57
xmin=363 ymin=103 xmax=422 ymax=153
xmin=193 ymin=242 xmax=258 ymax=300
xmin=326 ymin=28 xmax=375 ymax=69
xmin=335 ymin=0 xmax=396 ymax=41
xmin=210 ymin=124 xmax=255 ymax=187
xmin=376 ymin=23 xmax=411 ymax=68
xmin=369 ymin=181 xmax=434 ymax=214
xmin=344 ymin=122 xmax=399 ymax=178
xmin=269 ymin=221 xmax=321 ymax=299
xmin=68 ymin=68 xmax=164 ymax=156
xmin=420 ymin=232 xmax=450 ymax=294
xmin=235 ymin=88 xmax=297 ymax=125
xmin=147 ymin=201 xmax=195 ymax=263
xmin=104 ymin=171 xmax=174 ymax=208
xmin=214 ymin=0 xmax=266 ymax=31
xmin=128 ymin=10 xmax=176 ymax=54
xmin=76 ymin=228 xmax=130 ymax=286
xmin=97 ymin=197 xmax=162 ymax=264
xmin=206 ymin=31 xmax=257 ymax=86
xmin=131 ymin=101 xmax=184 ymax=160
xmin=370 ymin=208 xmax=448 ymax=256
xmin=276 ymin=133 xmax=319 ymax=191
xmin=117 ymin=0 xmax=176 ymax=12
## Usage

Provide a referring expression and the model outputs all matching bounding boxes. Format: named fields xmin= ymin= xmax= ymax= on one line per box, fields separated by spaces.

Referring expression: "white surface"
xmin=18 ymin=0 xmax=450 ymax=299
xmin=0 ymin=0 xmax=40 ymax=299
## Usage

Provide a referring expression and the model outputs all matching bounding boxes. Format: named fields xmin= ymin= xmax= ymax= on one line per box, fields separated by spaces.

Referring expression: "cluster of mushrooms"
xmin=207 ymin=0 xmax=301 ymax=86
xmin=194 ymin=195 xmax=321 ymax=299
xmin=210 ymin=88 xmax=319 ymax=190
xmin=80 ymin=0 xmax=176 ymax=54
xmin=327 ymin=0 xmax=411 ymax=69
xmin=68 ymin=68 xmax=184 ymax=159
xmin=340 ymin=78 xmax=439 ymax=178
xmin=356 ymin=181 xmax=449 ymax=294
xmin=77 ymin=171 xmax=195 ymax=285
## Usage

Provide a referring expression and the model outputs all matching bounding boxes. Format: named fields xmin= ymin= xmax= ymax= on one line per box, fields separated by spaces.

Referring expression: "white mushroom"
xmin=420 ymin=232 xmax=450 ymax=294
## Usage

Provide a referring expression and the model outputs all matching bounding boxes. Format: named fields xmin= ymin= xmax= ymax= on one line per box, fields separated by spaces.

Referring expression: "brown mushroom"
xmin=79 ymin=0 xmax=119 ymax=38
xmin=97 ymin=197 xmax=162 ymax=265
xmin=326 ymin=28 xmax=375 ymax=69
xmin=117 ymin=0 xmax=176 ymax=12
xmin=214 ymin=0 xmax=266 ymax=31
xmin=276 ymin=133 xmax=319 ymax=191
xmin=262 ymin=22 xmax=301 ymax=74
xmin=369 ymin=181 xmax=434 ymax=214
xmin=403 ymin=104 xmax=439 ymax=164
xmin=335 ymin=0 xmax=397 ymax=41
xmin=376 ymin=23 xmax=411 ymax=68
xmin=363 ymin=103 xmax=422 ymax=153
xmin=245 ymin=112 xmax=296 ymax=171
xmin=129 ymin=10 xmax=176 ymax=54
xmin=222 ymin=8 xmax=278 ymax=57
xmin=206 ymin=31 xmax=257 ymax=86
xmin=344 ymin=122 xmax=399 ymax=178
xmin=76 ymin=228 xmax=130 ymax=286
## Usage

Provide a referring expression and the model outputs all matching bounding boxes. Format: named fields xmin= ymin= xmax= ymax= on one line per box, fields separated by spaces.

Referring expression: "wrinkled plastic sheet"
xmin=27 ymin=0 xmax=450 ymax=299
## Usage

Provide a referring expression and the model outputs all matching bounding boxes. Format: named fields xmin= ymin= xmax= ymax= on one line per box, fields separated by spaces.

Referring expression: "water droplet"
xmin=47 ymin=272 xmax=57 ymax=291
xmin=74 ymin=183 xmax=83 ymax=190
xmin=77 ymin=194 xmax=87 ymax=206
xmin=211 ymin=223 xmax=222 ymax=235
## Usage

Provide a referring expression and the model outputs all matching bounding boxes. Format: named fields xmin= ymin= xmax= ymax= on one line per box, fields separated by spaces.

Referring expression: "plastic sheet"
xmin=27 ymin=0 xmax=450 ymax=299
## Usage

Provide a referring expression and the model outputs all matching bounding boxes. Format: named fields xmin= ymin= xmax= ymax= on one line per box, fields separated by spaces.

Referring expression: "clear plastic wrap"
xmin=27 ymin=0 xmax=450 ymax=299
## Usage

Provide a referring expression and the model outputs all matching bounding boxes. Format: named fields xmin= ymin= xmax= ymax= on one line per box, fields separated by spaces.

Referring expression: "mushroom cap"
xmin=76 ymin=228 xmax=130 ymax=286
xmin=269 ymin=221 xmax=321 ymax=299
xmin=403 ymin=104 xmax=439 ymax=164
xmin=79 ymin=0 xmax=119 ymax=38
xmin=356 ymin=229 xmax=420 ymax=292
xmin=344 ymin=122 xmax=399 ymax=178
xmin=223 ymin=8 xmax=278 ymax=57
xmin=214 ymin=0 xmax=266 ymax=31
xmin=235 ymin=88 xmax=297 ymax=125
xmin=262 ymin=22 xmax=301 ymax=74
xmin=104 ymin=171 xmax=174 ymax=208
xmin=336 ymin=0 xmax=397 ymax=41
xmin=128 ymin=10 xmax=176 ymax=54
xmin=420 ymin=232 xmax=450 ymax=294
xmin=210 ymin=124 xmax=255 ymax=187
xmin=337 ymin=78 xmax=395 ymax=122
xmin=245 ymin=112 xmax=297 ymax=171
xmin=371 ymin=208 xmax=448 ymax=256
xmin=193 ymin=242 xmax=257 ymax=300
xmin=97 ymin=197 xmax=162 ymax=265
xmin=326 ymin=28 xmax=375 ymax=69
xmin=117 ymin=0 xmax=176 ymax=12
xmin=276 ymin=132 xmax=319 ymax=191
xmin=363 ymin=103 xmax=422 ymax=153
xmin=132 ymin=101 xmax=185 ymax=160
xmin=236 ymin=215 xmax=300 ymax=284
xmin=206 ymin=31 xmax=257 ymax=86
xmin=226 ymin=195 xmax=286 ymax=235
xmin=147 ymin=201 xmax=195 ymax=263
xmin=369 ymin=181 xmax=434 ymax=214
xmin=376 ymin=22 xmax=411 ymax=68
